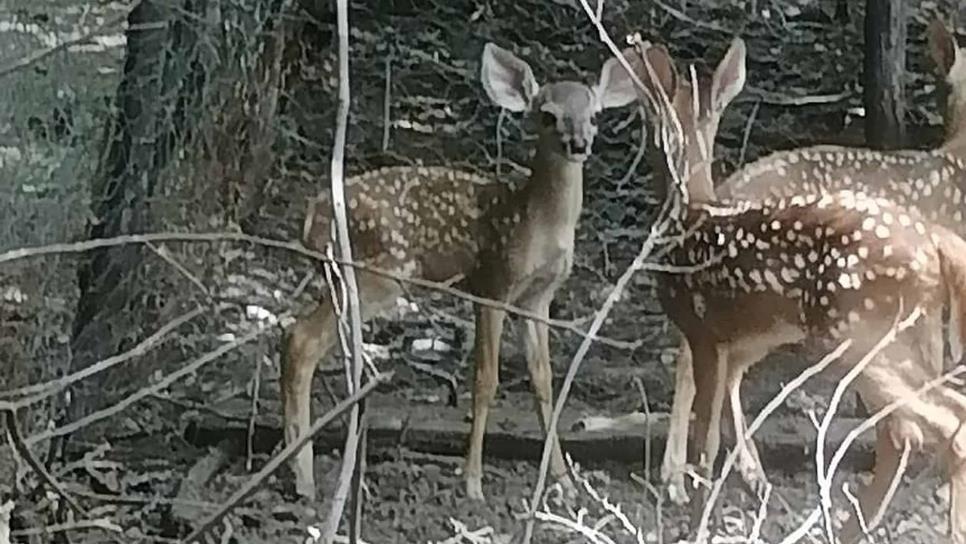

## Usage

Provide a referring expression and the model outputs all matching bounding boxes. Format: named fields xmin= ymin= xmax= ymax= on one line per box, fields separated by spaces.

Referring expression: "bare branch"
xmin=0 ymin=231 xmax=637 ymax=349
xmin=24 ymin=325 xmax=268 ymax=446
xmin=0 ymin=308 xmax=204 ymax=406
xmin=321 ymin=0 xmax=367 ymax=540
xmin=3 ymin=409 xmax=87 ymax=517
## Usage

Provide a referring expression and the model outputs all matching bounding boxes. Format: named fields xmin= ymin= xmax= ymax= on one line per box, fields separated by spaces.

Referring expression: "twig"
xmin=633 ymin=376 xmax=652 ymax=482
xmin=146 ymin=242 xmax=211 ymax=298
xmin=616 ymin=106 xmax=648 ymax=188
xmin=382 ymin=49 xmax=393 ymax=152
xmin=748 ymin=482 xmax=772 ymax=543
xmin=865 ymin=438 xmax=911 ymax=532
xmin=0 ymin=231 xmax=638 ymax=350
xmin=0 ymin=1 xmax=144 ymax=78
xmin=182 ymin=371 xmax=392 ymax=544
xmin=2 ymin=409 xmax=87 ymax=516
xmin=9 ymin=518 xmax=121 ymax=537
xmin=322 ymin=0 xmax=367 ymax=541
xmin=0 ymin=307 xmax=204 ymax=405
xmin=841 ymin=484 xmax=871 ymax=540
xmin=737 ymin=98 xmax=761 ymax=168
xmin=24 ymin=325 xmax=268 ymax=445
xmin=652 ymin=0 xmax=731 ymax=32
xmin=245 ymin=356 xmax=264 ymax=472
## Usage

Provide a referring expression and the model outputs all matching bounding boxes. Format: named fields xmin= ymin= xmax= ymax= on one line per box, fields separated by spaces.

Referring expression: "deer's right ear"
xmin=928 ymin=19 xmax=960 ymax=79
xmin=636 ymin=44 xmax=678 ymax=107
xmin=711 ymin=37 xmax=746 ymax=113
xmin=481 ymin=43 xmax=540 ymax=112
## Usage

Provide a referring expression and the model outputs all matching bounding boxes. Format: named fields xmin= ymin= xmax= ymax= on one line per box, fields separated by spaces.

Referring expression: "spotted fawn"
xmin=281 ymin=42 xmax=637 ymax=501
xmin=651 ymin=20 xmax=966 ymax=508
xmin=628 ymin=39 xmax=966 ymax=542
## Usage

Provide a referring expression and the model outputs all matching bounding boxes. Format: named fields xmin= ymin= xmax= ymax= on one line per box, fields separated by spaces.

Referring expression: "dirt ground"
xmin=5 ymin=0 xmax=966 ymax=542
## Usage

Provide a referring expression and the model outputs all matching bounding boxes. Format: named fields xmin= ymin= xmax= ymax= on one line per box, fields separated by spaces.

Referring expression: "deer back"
xmin=661 ymin=191 xmax=943 ymax=352
xmin=719 ymin=20 xmax=966 ymax=227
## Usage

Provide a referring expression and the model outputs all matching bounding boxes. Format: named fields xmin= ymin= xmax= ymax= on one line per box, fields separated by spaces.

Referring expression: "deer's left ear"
xmin=711 ymin=37 xmax=746 ymax=113
xmin=596 ymin=48 xmax=639 ymax=110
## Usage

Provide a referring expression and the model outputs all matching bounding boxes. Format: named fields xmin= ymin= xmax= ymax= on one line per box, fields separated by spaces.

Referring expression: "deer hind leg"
xmin=951 ymin=460 xmax=966 ymax=544
xmin=949 ymin=422 xmax=966 ymax=544
xmin=839 ymin=421 xmax=911 ymax=544
xmin=522 ymin=296 xmax=573 ymax=494
xmin=939 ymin=387 xmax=966 ymax=543
xmin=662 ymin=339 xmax=695 ymax=505
xmin=725 ymin=363 xmax=768 ymax=499
xmin=689 ymin=340 xmax=728 ymax=527
xmin=465 ymin=304 xmax=507 ymax=501
xmin=280 ymin=270 xmax=402 ymax=500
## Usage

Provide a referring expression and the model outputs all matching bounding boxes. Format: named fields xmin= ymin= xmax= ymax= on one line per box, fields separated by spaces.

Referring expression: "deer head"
xmin=481 ymin=43 xmax=638 ymax=163
xmin=630 ymin=38 xmax=746 ymax=203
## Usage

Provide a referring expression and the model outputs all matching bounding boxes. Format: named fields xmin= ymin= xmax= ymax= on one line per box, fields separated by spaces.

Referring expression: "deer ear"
xmin=928 ymin=19 xmax=959 ymax=79
xmin=636 ymin=43 xmax=678 ymax=107
xmin=481 ymin=43 xmax=540 ymax=112
xmin=711 ymin=37 xmax=746 ymax=112
xmin=596 ymin=48 xmax=639 ymax=110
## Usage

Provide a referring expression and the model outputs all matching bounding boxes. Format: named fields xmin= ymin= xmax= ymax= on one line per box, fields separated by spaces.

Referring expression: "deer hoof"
xmin=465 ymin=477 xmax=486 ymax=502
xmin=666 ymin=477 xmax=690 ymax=506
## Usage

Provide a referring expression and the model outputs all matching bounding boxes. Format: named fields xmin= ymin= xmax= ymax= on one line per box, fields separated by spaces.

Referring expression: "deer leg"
xmin=522 ymin=297 xmax=573 ymax=494
xmin=465 ymin=304 xmax=507 ymax=502
xmin=281 ymin=298 xmax=337 ymax=500
xmin=839 ymin=422 xmax=909 ymax=544
xmin=280 ymin=271 xmax=401 ymax=500
xmin=726 ymin=363 xmax=768 ymax=498
xmin=689 ymin=340 xmax=727 ymax=527
xmin=949 ymin=435 xmax=966 ymax=544
xmin=662 ymin=339 xmax=695 ymax=505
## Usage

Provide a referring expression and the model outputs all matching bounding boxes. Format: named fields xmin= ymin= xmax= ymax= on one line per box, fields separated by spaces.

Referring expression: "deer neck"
xmin=941 ymin=120 xmax=966 ymax=158
xmin=682 ymin=144 xmax=717 ymax=204
xmin=649 ymin=136 xmax=717 ymax=205
xmin=525 ymin=142 xmax=585 ymax=228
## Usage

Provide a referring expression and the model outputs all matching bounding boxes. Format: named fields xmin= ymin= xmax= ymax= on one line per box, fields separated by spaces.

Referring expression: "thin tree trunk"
xmin=863 ymin=0 xmax=906 ymax=149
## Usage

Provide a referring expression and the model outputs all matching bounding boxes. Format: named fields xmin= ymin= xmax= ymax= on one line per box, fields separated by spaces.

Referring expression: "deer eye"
xmin=540 ymin=111 xmax=557 ymax=126
xmin=589 ymin=113 xmax=599 ymax=126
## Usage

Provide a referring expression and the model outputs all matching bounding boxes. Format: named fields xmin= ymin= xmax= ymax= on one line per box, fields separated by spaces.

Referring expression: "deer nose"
xmin=568 ymin=140 xmax=588 ymax=155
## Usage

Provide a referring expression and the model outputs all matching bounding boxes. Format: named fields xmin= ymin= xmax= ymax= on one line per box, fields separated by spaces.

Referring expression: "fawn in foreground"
xmin=658 ymin=20 xmax=966 ymax=508
xmin=630 ymin=39 xmax=966 ymax=542
xmin=281 ymin=43 xmax=637 ymax=501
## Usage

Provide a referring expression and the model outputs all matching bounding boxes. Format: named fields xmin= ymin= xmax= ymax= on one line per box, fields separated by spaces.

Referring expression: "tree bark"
xmin=67 ymin=2 xmax=208 ymax=424
xmin=863 ymin=0 xmax=906 ymax=149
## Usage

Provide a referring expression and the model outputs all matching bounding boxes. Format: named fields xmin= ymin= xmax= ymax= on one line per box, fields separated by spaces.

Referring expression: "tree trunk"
xmin=66 ymin=0 xmax=288 ymax=432
xmin=863 ymin=0 xmax=906 ymax=149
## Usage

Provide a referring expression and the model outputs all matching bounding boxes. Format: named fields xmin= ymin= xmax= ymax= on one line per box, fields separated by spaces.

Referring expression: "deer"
xmin=628 ymin=38 xmax=966 ymax=542
xmin=656 ymin=20 xmax=966 ymax=508
xmin=280 ymin=42 xmax=637 ymax=501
